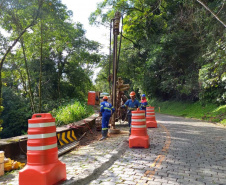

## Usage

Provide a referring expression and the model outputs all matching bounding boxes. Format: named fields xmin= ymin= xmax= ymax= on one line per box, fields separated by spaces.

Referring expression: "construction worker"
xmin=99 ymin=96 xmax=115 ymax=141
xmin=121 ymin=91 xmax=140 ymax=134
xmin=140 ymin=94 xmax=148 ymax=113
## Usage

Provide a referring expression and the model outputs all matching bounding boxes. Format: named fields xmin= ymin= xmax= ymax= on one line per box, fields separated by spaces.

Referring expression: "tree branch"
xmin=121 ymin=34 xmax=137 ymax=47
xmin=217 ymin=2 xmax=224 ymax=15
xmin=0 ymin=0 xmax=6 ymax=10
xmin=151 ymin=0 xmax=162 ymax=14
xmin=196 ymin=0 xmax=226 ymax=28
xmin=0 ymin=0 xmax=43 ymax=68
xmin=120 ymin=6 xmax=144 ymax=13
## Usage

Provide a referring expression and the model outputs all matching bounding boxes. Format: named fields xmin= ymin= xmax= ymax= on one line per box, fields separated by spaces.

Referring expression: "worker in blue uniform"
xmin=140 ymin=94 xmax=148 ymax=114
xmin=121 ymin=91 xmax=140 ymax=134
xmin=99 ymin=96 xmax=115 ymax=141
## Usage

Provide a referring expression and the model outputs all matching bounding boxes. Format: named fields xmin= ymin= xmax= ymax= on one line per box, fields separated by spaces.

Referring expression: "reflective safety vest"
xmin=140 ymin=100 xmax=148 ymax=110
xmin=122 ymin=99 xmax=140 ymax=113
xmin=100 ymin=101 xmax=115 ymax=116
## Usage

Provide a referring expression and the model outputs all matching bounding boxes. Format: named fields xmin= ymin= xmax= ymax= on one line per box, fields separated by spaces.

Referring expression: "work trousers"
xmin=102 ymin=114 xmax=111 ymax=130
xmin=127 ymin=114 xmax=132 ymax=127
xmin=140 ymin=108 xmax=146 ymax=116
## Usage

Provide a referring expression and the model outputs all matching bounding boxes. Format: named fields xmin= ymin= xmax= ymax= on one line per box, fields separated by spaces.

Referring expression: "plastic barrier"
xmin=146 ymin=106 xmax=157 ymax=128
xmin=87 ymin=91 xmax=96 ymax=105
xmin=19 ymin=113 xmax=66 ymax=185
xmin=129 ymin=109 xmax=149 ymax=148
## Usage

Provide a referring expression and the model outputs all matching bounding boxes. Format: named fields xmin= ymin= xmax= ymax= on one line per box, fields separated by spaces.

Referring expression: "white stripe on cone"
xmin=27 ymin=143 xmax=57 ymax=151
xmin=28 ymin=122 xmax=55 ymax=128
xmin=131 ymin=119 xmax=146 ymax=122
xmin=132 ymin=113 xmax=145 ymax=116
xmin=131 ymin=125 xmax=146 ymax=128
xmin=28 ymin=132 xmax=56 ymax=139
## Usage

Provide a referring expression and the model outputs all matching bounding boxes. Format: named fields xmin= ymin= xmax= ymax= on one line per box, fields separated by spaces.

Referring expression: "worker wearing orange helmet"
xmin=99 ymin=96 xmax=115 ymax=140
xmin=121 ymin=91 xmax=140 ymax=134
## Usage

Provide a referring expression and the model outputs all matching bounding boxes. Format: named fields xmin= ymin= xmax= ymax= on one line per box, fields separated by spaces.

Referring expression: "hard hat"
xmin=142 ymin=94 xmax=146 ymax=97
xmin=130 ymin=91 xmax=136 ymax=96
xmin=103 ymin=96 xmax=108 ymax=100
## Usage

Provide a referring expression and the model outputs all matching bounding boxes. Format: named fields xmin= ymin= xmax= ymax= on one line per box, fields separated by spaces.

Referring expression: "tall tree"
xmin=91 ymin=0 xmax=226 ymax=103
xmin=0 ymin=0 xmax=43 ymax=98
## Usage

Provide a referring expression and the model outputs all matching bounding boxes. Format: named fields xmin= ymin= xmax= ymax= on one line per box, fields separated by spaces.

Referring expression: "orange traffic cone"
xmin=129 ymin=109 xmax=149 ymax=148
xmin=146 ymin=106 xmax=157 ymax=128
xmin=19 ymin=113 xmax=66 ymax=185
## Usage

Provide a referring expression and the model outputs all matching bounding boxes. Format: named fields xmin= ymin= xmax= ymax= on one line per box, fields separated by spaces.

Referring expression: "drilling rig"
xmin=109 ymin=12 xmax=130 ymax=133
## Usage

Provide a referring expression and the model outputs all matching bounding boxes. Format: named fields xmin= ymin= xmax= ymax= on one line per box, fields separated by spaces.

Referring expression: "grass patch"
xmin=50 ymin=100 xmax=94 ymax=126
xmin=149 ymin=100 xmax=226 ymax=125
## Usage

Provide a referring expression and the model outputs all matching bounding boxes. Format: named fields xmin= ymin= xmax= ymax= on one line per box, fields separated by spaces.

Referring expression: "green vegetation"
xmin=0 ymin=0 xmax=225 ymax=138
xmin=51 ymin=100 xmax=94 ymax=126
xmin=93 ymin=0 xmax=225 ymax=105
xmin=150 ymin=100 xmax=226 ymax=126
xmin=92 ymin=0 xmax=226 ymax=126
xmin=0 ymin=0 xmax=101 ymax=138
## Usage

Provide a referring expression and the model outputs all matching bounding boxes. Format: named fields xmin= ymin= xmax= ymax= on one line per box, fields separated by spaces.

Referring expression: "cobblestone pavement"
xmin=88 ymin=114 xmax=226 ymax=185
xmin=0 ymin=114 xmax=225 ymax=185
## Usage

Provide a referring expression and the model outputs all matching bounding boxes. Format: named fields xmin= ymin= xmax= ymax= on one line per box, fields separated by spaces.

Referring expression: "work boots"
xmin=99 ymin=130 xmax=108 ymax=141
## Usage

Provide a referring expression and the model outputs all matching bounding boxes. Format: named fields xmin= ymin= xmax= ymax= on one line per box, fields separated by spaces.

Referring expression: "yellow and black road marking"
xmin=57 ymin=130 xmax=77 ymax=146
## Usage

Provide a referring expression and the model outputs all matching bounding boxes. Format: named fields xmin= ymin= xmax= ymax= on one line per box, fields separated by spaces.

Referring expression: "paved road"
xmin=0 ymin=113 xmax=225 ymax=185
xmin=88 ymin=114 xmax=226 ymax=185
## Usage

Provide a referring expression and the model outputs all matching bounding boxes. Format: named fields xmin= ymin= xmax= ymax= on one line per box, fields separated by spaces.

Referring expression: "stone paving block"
xmin=156 ymin=171 xmax=168 ymax=177
xmin=188 ymin=180 xmax=206 ymax=185
xmin=168 ymin=174 xmax=185 ymax=180
xmin=217 ymin=172 xmax=226 ymax=178
xmin=89 ymin=180 xmax=102 ymax=184
xmin=176 ymin=178 xmax=191 ymax=184
xmin=132 ymin=175 xmax=142 ymax=180
xmin=100 ymin=182 xmax=116 ymax=185
xmin=123 ymin=180 xmax=136 ymax=184
xmin=146 ymin=181 xmax=162 ymax=185
xmin=124 ymin=171 xmax=136 ymax=175
xmin=184 ymin=170 xmax=198 ymax=175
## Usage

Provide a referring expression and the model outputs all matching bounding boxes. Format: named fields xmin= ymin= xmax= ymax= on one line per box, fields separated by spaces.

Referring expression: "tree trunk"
xmin=21 ymin=39 xmax=36 ymax=113
xmin=57 ymin=51 xmax=62 ymax=99
xmin=0 ymin=0 xmax=43 ymax=109
xmin=39 ymin=18 xmax=43 ymax=113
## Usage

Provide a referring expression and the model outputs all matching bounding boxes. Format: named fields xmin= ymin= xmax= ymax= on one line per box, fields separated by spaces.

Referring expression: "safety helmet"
xmin=103 ymin=96 xmax=108 ymax=100
xmin=130 ymin=91 xmax=136 ymax=96
xmin=142 ymin=94 xmax=146 ymax=97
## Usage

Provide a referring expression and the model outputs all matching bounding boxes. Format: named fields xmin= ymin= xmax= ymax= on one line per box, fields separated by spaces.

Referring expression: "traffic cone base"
xmin=146 ymin=120 xmax=157 ymax=128
xmin=129 ymin=135 xmax=149 ymax=148
xmin=19 ymin=161 xmax=66 ymax=185
xmin=129 ymin=109 xmax=150 ymax=149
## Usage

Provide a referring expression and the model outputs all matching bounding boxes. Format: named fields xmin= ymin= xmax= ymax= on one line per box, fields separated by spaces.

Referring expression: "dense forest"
xmin=0 ymin=0 xmax=225 ymax=138
xmin=0 ymin=0 xmax=101 ymax=138
xmin=93 ymin=0 xmax=226 ymax=104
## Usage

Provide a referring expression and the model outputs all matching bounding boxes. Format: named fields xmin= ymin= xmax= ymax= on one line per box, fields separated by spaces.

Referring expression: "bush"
xmin=50 ymin=100 xmax=94 ymax=126
xmin=0 ymin=87 xmax=32 ymax=139
xmin=0 ymin=87 xmax=94 ymax=138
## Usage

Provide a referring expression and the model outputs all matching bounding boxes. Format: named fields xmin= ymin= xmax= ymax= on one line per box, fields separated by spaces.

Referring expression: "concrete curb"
xmin=62 ymin=139 xmax=128 ymax=185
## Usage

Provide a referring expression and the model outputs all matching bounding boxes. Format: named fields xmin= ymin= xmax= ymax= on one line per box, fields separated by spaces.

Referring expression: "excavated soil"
xmin=78 ymin=125 xmax=102 ymax=147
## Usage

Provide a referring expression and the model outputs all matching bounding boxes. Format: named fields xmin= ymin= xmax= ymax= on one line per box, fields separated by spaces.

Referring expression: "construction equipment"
xmin=108 ymin=12 xmax=131 ymax=131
